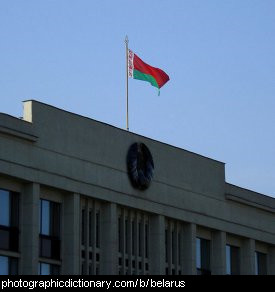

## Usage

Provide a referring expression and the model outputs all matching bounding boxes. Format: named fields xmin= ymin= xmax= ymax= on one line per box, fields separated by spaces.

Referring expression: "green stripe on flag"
xmin=133 ymin=69 xmax=159 ymax=89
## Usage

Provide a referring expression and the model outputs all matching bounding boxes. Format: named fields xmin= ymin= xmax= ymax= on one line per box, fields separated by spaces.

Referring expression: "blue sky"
xmin=1 ymin=0 xmax=275 ymax=197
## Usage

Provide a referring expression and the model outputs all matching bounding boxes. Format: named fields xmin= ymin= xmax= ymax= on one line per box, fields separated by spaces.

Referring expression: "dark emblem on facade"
xmin=127 ymin=143 xmax=154 ymax=190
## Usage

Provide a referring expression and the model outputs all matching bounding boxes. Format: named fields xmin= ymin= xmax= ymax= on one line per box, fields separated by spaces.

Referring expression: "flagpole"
xmin=125 ymin=35 xmax=129 ymax=131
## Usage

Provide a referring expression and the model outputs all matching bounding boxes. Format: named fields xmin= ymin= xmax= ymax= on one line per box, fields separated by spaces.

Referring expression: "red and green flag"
xmin=128 ymin=49 xmax=169 ymax=95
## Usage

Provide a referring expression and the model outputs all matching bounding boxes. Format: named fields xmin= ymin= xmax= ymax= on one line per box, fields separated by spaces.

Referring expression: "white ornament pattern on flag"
xmin=128 ymin=49 xmax=134 ymax=78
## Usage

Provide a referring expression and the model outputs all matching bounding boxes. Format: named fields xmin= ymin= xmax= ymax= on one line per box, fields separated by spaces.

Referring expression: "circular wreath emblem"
xmin=127 ymin=143 xmax=154 ymax=190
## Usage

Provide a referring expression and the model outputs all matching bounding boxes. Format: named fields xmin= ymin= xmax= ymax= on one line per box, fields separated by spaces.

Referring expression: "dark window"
xmin=9 ymin=258 xmax=18 ymax=275
xmin=145 ymin=223 xmax=149 ymax=258
xmin=165 ymin=229 xmax=168 ymax=262
xmin=226 ymin=245 xmax=240 ymax=275
xmin=40 ymin=234 xmax=60 ymax=260
xmin=96 ymin=212 xmax=100 ymax=248
xmin=132 ymin=221 xmax=135 ymax=255
xmin=40 ymin=200 xmax=61 ymax=260
xmin=0 ymin=256 xmax=18 ymax=275
xmin=0 ymin=190 xmax=19 ymax=252
xmin=138 ymin=222 xmax=142 ymax=256
xmin=0 ymin=228 xmax=11 ymax=251
xmin=178 ymin=234 xmax=181 ymax=265
xmin=0 ymin=227 xmax=19 ymax=252
xmin=81 ymin=209 xmax=86 ymax=245
xmin=81 ymin=262 xmax=86 ymax=275
xmin=196 ymin=238 xmax=211 ymax=275
xmin=255 ymin=252 xmax=267 ymax=275
xmin=39 ymin=262 xmax=60 ymax=275
xmin=172 ymin=231 xmax=175 ymax=264
xmin=125 ymin=219 xmax=128 ymax=254
xmin=88 ymin=210 xmax=92 ymax=247
xmin=118 ymin=217 xmax=122 ymax=253
xmin=51 ymin=264 xmax=60 ymax=275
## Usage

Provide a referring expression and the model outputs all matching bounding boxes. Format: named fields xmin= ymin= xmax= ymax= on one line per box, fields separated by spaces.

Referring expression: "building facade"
xmin=0 ymin=100 xmax=275 ymax=275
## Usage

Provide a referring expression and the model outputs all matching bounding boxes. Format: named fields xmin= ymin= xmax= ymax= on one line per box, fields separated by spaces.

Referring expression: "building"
xmin=0 ymin=100 xmax=274 ymax=275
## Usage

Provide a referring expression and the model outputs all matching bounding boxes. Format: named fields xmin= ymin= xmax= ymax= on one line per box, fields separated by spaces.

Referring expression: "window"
xmin=172 ymin=231 xmax=176 ymax=264
xmin=40 ymin=199 xmax=61 ymax=260
xmin=145 ymin=223 xmax=149 ymax=258
xmin=39 ymin=262 xmax=60 ymax=275
xmin=40 ymin=200 xmax=60 ymax=237
xmin=255 ymin=252 xmax=267 ymax=275
xmin=196 ymin=238 xmax=211 ymax=275
xmin=0 ymin=189 xmax=19 ymax=252
xmin=81 ymin=209 xmax=86 ymax=245
xmin=81 ymin=262 xmax=86 ymax=275
xmin=95 ymin=212 xmax=100 ymax=248
xmin=178 ymin=234 xmax=181 ymax=265
xmin=165 ymin=229 xmax=168 ymax=263
xmin=226 ymin=245 xmax=240 ymax=275
xmin=0 ymin=190 xmax=10 ymax=226
xmin=88 ymin=210 xmax=92 ymax=247
xmin=125 ymin=219 xmax=129 ymax=254
xmin=118 ymin=217 xmax=122 ymax=253
xmin=0 ymin=256 xmax=18 ymax=275
xmin=138 ymin=221 xmax=142 ymax=256
xmin=132 ymin=220 xmax=135 ymax=255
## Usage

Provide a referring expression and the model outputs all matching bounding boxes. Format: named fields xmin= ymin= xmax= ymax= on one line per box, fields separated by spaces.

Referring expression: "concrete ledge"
xmin=0 ymin=125 xmax=38 ymax=142
xmin=0 ymin=113 xmax=38 ymax=142
xmin=226 ymin=183 xmax=275 ymax=213
xmin=226 ymin=194 xmax=275 ymax=214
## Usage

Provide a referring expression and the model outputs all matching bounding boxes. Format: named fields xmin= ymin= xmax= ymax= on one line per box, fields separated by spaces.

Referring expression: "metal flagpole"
xmin=125 ymin=35 xmax=129 ymax=131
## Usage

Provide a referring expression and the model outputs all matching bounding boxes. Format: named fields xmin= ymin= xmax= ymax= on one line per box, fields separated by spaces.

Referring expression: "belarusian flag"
xmin=128 ymin=49 xmax=169 ymax=94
